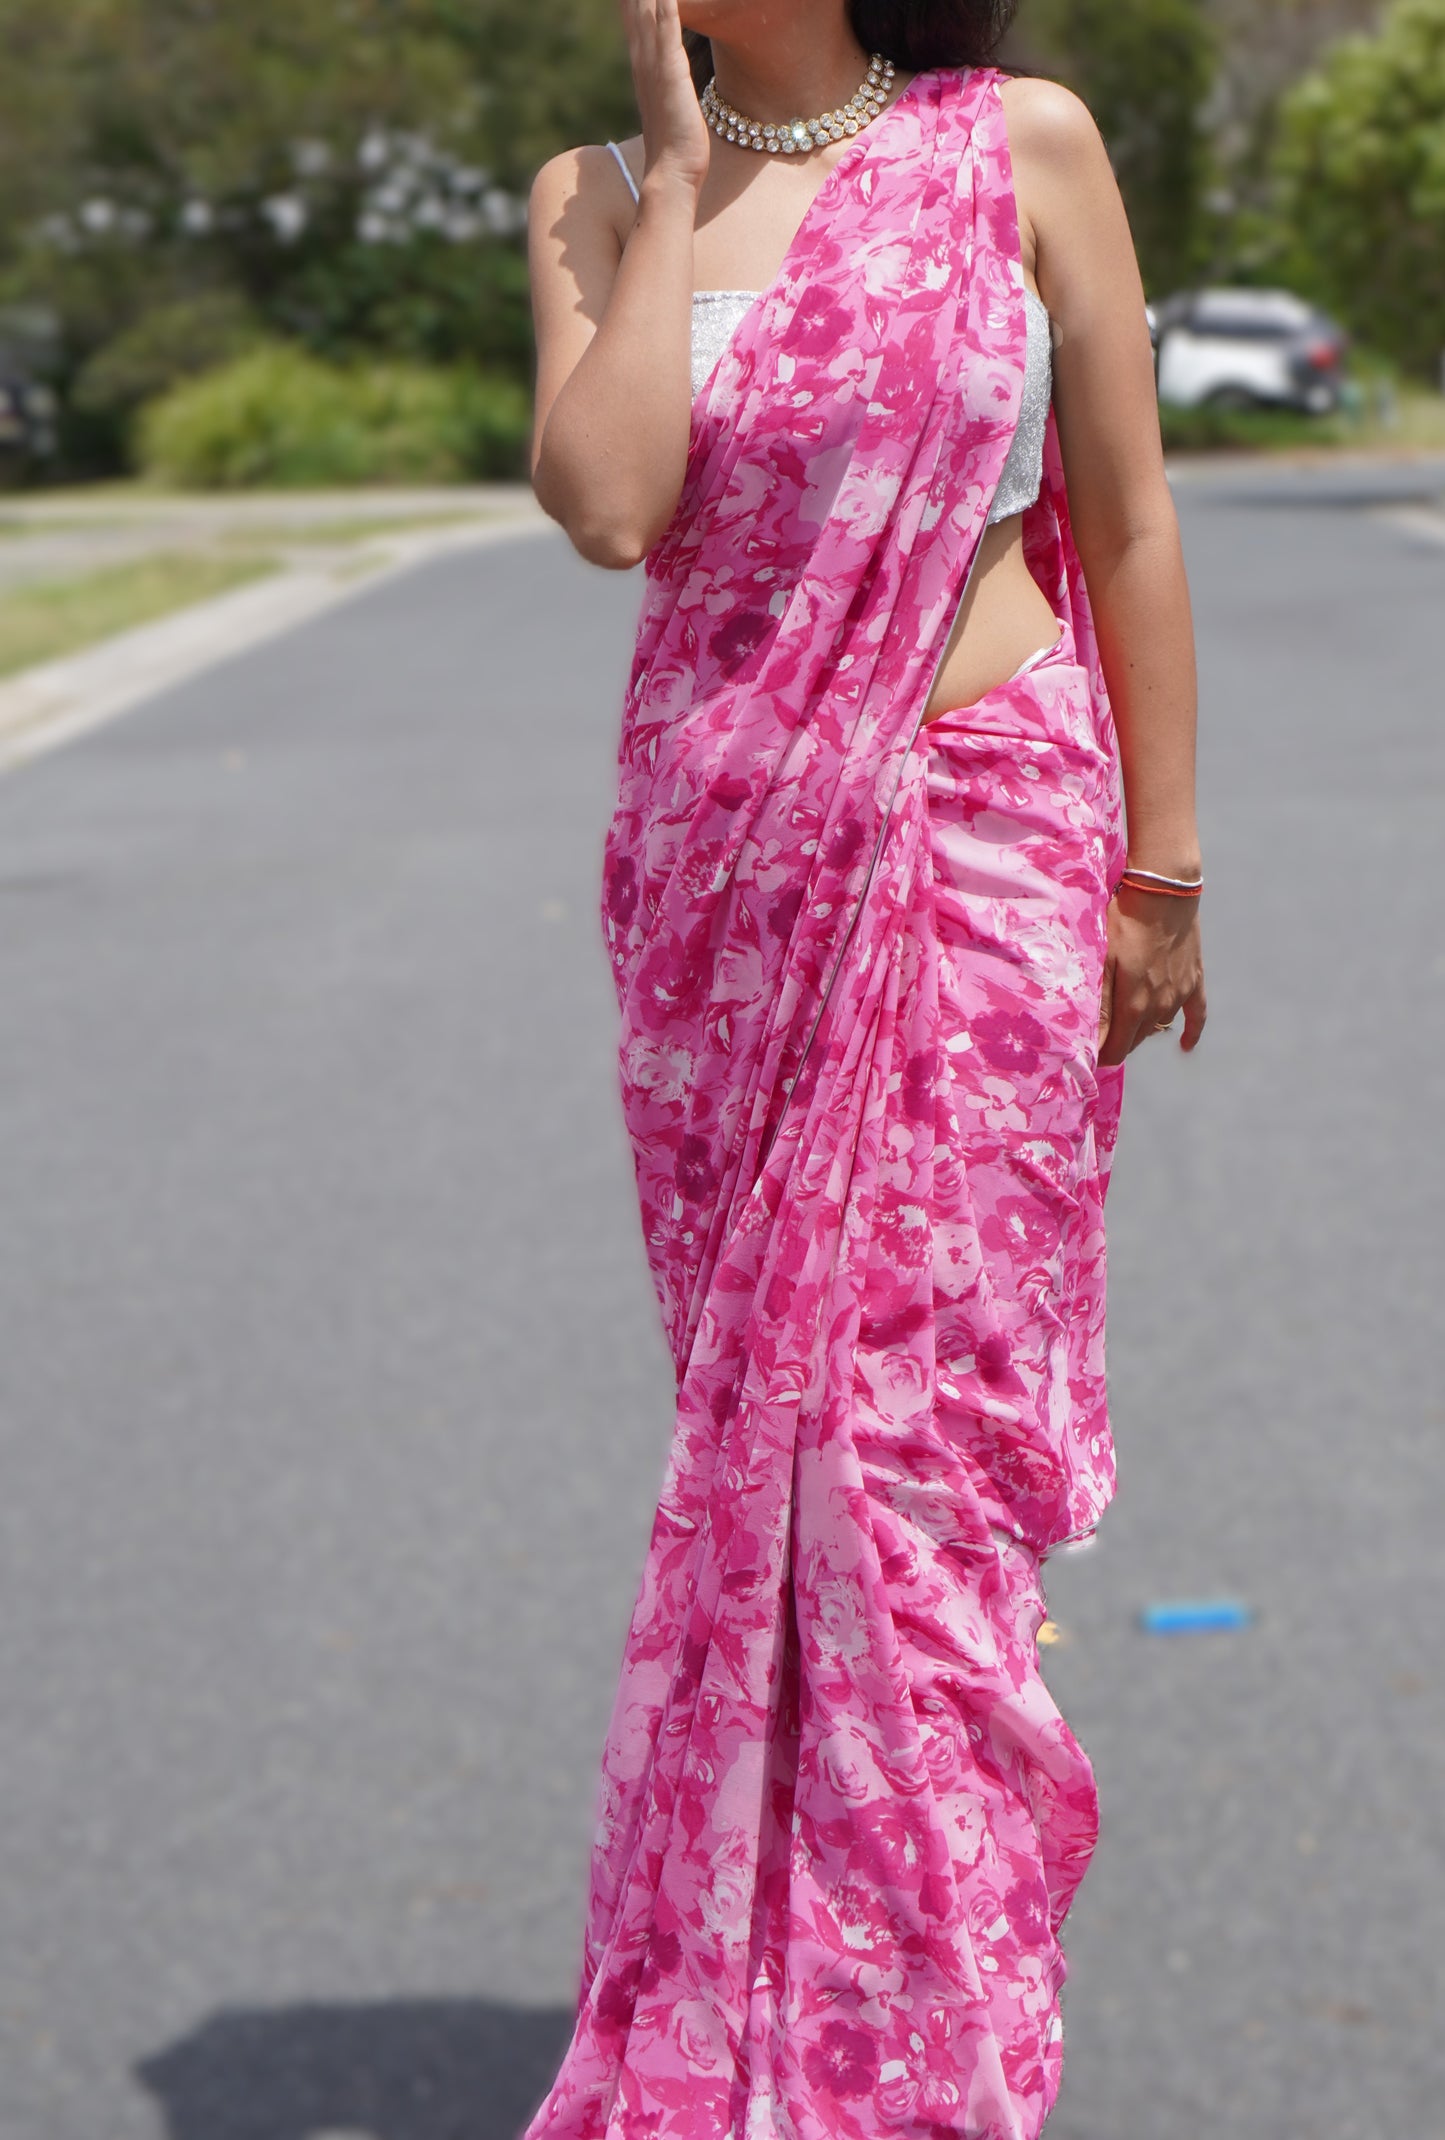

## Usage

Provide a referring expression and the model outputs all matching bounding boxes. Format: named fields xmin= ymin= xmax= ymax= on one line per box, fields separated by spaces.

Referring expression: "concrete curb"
xmin=0 ymin=508 xmax=552 ymax=778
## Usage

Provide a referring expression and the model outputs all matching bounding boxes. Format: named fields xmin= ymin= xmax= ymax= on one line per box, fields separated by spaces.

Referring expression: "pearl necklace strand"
xmin=700 ymin=53 xmax=896 ymax=155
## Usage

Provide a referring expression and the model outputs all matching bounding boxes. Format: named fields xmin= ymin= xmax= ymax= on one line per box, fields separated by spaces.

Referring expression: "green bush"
xmin=446 ymin=366 xmax=537 ymax=485
xmin=1268 ymin=0 xmax=1445 ymax=379
xmin=137 ymin=344 xmax=531 ymax=488
xmin=1158 ymin=401 xmax=1348 ymax=452
xmin=73 ymin=292 xmax=263 ymax=422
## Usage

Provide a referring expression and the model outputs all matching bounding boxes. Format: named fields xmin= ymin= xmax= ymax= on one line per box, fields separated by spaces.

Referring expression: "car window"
xmin=1189 ymin=295 xmax=1312 ymax=340
xmin=1192 ymin=313 xmax=1292 ymax=341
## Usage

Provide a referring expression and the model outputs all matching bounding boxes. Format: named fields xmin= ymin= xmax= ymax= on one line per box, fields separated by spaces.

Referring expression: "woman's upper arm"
xmin=1003 ymin=78 xmax=1170 ymax=550
xmin=527 ymin=146 xmax=629 ymax=464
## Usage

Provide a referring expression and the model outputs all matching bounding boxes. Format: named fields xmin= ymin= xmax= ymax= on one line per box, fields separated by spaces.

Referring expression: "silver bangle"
xmin=1120 ymin=865 xmax=1204 ymax=891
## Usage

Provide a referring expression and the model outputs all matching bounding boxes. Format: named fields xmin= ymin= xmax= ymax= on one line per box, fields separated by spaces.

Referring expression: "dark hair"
xmin=684 ymin=2 xmax=1018 ymax=91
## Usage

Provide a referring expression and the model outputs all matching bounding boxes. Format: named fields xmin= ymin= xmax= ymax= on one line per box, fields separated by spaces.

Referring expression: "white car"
xmin=1151 ymin=288 xmax=1348 ymax=416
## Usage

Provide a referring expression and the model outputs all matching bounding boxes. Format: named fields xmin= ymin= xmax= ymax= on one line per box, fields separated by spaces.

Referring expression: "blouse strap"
xmin=605 ymin=140 xmax=641 ymax=205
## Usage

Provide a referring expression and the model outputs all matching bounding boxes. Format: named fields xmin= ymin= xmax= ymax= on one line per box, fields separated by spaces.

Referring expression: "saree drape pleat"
xmin=524 ymin=67 xmax=1126 ymax=2140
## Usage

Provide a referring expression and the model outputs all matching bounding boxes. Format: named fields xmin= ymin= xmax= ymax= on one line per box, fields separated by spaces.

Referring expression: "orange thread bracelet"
xmin=1115 ymin=873 xmax=1203 ymax=900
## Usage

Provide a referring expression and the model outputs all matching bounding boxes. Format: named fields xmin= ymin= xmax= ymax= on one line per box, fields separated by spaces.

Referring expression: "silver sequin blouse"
xmin=607 ymin=143 xmax=1052 ymax=525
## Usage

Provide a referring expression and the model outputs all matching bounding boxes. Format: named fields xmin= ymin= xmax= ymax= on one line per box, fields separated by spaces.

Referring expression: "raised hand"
xmin=624 ymin=0 xmax=711 ymax=196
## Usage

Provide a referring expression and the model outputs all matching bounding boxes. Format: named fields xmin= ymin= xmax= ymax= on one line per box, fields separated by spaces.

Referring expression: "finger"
xmin=655 ymin=0 xmax=680 ymax=51
xmin=629 ymin=0 xmax=658 ymax=53
xmin=622 ymin=0 xmax=646 ymax=66
xmin=1099 ymin=985 xmax=1146 ymax=1068
xmin=1180 ymin=976 xmax=1208 ymax=1053
xmin=1097 ymin=954 xmax=1116 ymax=1051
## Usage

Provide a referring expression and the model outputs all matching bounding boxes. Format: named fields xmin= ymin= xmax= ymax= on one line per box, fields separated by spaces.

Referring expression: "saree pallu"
xmin=525 ymin=65 xmax=1125 ymax=2140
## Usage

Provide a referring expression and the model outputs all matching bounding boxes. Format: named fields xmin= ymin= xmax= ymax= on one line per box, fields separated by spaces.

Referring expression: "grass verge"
xmin=1161 ymin=386 xmax=1445 ymax=456
xmin=0 ymin=515 xmax=133 ymax=538
xmin=0 ymin=551 xmax=279 ymax=681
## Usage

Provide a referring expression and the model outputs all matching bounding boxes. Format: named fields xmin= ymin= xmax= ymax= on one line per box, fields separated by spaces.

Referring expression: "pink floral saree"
xmin=525 ymin=64 xmax=1126 ymax=2140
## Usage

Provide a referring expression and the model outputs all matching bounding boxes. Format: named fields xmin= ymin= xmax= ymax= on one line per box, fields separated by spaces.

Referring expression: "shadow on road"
xmin=135 ymin=1997 xmax=573 ymax=2140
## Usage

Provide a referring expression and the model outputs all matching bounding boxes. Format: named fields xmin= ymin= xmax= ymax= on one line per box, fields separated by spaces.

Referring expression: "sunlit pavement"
xmin=0 ymin=459 xmax=1439 ymax=2140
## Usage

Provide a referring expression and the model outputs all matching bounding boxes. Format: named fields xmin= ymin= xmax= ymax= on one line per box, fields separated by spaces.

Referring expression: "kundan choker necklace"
xmin=701 ymin=53 xmax=896 ymax=154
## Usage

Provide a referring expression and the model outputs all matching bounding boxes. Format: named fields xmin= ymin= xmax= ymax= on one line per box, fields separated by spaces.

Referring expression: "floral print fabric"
xmin=524 ymin=67 xmax=1126 ymax=2140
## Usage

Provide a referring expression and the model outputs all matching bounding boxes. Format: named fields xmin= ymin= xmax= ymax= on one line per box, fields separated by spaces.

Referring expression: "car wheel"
xmin=1203 ymin=385 xmax=1259 ymax=414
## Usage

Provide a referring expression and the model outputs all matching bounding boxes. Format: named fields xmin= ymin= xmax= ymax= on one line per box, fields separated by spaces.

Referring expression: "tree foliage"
xmin=0 ymin=0 xmax=635 ymax=466
xmin=430 ymin=0 xmax=636 ymax=192
xmin=1199 ymin=0 xmax=1385 ymax=190
xmin=1006 ymin=0 xmax=1218 ymax=296
xmin=0 ymin=1 xmax=478 ymax=266
xmin=1268 ymin=0 xmax=1445 ymax=376
xmin=28 ymin=0 xmax=1433 ymax=470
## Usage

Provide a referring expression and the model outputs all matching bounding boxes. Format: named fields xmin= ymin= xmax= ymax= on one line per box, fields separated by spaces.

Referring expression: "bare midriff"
xmin=920 ymin=516 xmax=1063 ymax=724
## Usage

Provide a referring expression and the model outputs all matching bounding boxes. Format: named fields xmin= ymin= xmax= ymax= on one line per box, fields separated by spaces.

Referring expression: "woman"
xmin=525 ymin=1 xmax=1205 ymax=2133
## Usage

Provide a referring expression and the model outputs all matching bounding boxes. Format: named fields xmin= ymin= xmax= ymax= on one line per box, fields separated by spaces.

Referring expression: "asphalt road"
xmin=0 ymin=464 xmax=1441 ymax=2140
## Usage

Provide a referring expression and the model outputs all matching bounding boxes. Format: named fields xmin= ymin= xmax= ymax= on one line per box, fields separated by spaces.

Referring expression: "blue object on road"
xmin=1141 ymin=1599 xmax=1253 ymax=1635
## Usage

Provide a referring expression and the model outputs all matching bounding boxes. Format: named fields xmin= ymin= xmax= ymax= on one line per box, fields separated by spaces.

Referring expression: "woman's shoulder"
xmin=996 ymin=72 xmax=1108 ymax=174
xmin=528 ymin=138 xmax=642 ymax=240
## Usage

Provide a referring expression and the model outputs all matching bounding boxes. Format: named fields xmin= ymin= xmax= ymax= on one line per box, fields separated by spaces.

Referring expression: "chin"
xmin=678 ymin=2 xmax=750 ymax=34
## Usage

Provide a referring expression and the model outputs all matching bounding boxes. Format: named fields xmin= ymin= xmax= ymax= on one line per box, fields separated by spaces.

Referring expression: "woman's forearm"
xmin=532 ymin=167 xmax=699 ymax=569
xmin=1080 ymin=513 xmax=1202 ymax=876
